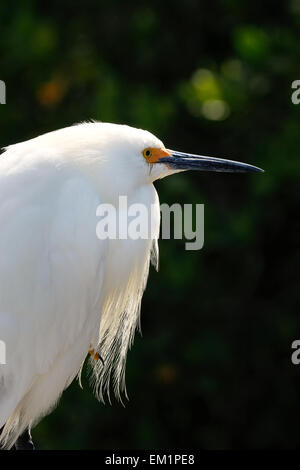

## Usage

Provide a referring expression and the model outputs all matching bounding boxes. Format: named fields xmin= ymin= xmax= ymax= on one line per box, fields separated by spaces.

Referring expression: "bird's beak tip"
xmin=247 ymin=166 xmax=264 ymax=174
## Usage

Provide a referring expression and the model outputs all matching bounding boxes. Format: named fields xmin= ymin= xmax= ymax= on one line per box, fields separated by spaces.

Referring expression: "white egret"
xmin=0 ymin=122 xmax=263 ymax=449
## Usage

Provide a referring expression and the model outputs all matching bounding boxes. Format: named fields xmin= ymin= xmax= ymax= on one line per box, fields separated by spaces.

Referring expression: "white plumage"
xmin=0 ymin=123 xmax=167 ymax=448
xmin=0 ymin=122 xmax=262 ymax=449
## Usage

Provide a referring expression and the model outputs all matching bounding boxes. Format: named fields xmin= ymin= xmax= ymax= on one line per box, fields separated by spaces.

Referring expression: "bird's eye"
xmin=143 ymin=148 xmax=152 ymax=159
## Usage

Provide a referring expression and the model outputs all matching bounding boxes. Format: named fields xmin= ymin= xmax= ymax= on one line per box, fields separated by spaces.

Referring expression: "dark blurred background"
xmin=1 ymin=0 xmax=300 ymax=450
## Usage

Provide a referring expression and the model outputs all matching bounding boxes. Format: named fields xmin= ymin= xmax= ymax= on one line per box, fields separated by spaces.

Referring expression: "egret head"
xmin=30 ymin=122 xmax=263 ymax=189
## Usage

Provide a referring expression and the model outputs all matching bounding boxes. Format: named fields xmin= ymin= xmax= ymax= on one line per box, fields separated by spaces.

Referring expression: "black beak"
xmin=160 ymin=150 xmax=264 ymax=174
